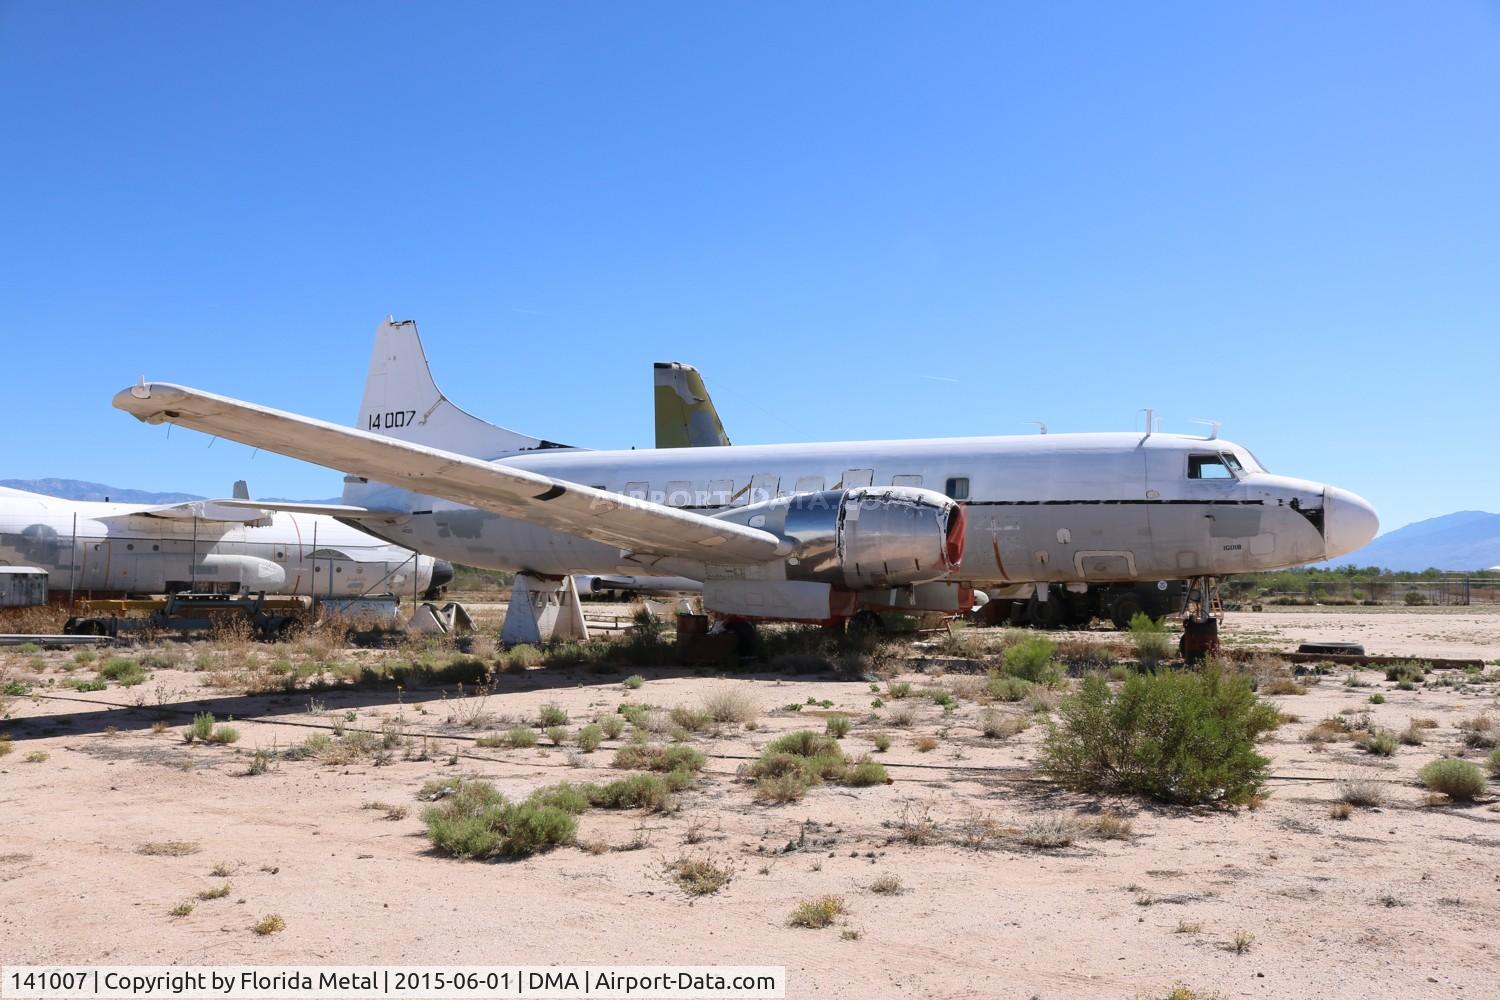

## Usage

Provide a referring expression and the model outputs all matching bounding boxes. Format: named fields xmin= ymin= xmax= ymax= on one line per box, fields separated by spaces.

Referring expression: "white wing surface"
xmin=113 ymin=382 xmax=786 ymax=564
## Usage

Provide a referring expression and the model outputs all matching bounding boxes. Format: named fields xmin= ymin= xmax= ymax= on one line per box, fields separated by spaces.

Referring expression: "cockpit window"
xmin=1188 ymin=454 xmax=1236 ymax=480
xmin=1221 ymin=452 xmax=1243 ymax=473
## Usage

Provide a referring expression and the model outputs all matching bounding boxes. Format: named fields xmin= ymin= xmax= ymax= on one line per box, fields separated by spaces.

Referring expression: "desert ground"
xmin=2 ymin=603 xmax=1498 ymax=1000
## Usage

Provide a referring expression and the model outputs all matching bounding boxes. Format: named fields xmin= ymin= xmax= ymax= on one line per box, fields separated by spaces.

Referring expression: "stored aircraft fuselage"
xmin=343 ymin=432 xmax=1377 ymax=588
xmin=0 ymin=486 xmax=448 ymax=599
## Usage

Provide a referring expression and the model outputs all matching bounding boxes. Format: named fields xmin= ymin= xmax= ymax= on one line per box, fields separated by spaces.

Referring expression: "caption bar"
xmin=1 ymin=967 xmax=785 ymax=999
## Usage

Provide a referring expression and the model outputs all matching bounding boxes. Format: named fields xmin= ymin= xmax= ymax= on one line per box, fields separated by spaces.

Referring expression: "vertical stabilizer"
xmin=654 ymin=361 xmax=731 ymax=448
xmin=358 ymin=317 xmax=572 ymax=459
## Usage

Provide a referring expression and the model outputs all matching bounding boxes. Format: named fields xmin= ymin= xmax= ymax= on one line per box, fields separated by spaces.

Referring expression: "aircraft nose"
xmin=1324 ymin=487 xmax=1379 ymax=560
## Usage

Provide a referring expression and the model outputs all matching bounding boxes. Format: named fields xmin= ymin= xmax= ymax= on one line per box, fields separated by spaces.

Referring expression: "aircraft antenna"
xmin=1025 ymin=420 xmax=1048 ymax=434
xmin=1190 ymin=418 xmax=1221 ymax=440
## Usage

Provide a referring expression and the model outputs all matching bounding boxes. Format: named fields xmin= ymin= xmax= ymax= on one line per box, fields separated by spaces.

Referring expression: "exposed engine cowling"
xmin=738 ymin=487 xmax=964 ymax=589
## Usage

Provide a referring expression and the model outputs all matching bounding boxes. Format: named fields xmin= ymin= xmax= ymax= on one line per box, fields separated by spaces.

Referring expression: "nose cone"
xmin=1324 ymin=487 xmax=1380 ymax=560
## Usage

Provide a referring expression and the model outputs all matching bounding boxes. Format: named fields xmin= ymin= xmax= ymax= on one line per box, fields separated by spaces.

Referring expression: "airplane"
xmin=111 ymin=317 xmax=1379 ymax=655
xmin=0 ymin=482 xmax=451 ymax=602
xmin=649 ymin=360 xmax=1183 ymax=630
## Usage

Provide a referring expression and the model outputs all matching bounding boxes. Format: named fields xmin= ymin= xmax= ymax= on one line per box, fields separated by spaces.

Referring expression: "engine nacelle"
xmin=721 ymin=487 xmax=965 ymax=590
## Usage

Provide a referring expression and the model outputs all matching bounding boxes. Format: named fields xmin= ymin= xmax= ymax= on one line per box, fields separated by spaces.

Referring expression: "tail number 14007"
xmin=368 ymin=410 xmax=417 ymax=431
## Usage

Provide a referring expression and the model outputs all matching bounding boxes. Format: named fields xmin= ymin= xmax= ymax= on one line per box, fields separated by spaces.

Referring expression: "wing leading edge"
xmin=112 ymin=382 xmax=787 ymax=565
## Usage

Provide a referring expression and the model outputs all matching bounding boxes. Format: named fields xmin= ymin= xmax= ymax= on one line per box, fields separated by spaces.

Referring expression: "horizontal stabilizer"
xmin=106 ymin=501 xmax=274 ymax=526
xmin=214 ymin=499 xmax=410 ymax=525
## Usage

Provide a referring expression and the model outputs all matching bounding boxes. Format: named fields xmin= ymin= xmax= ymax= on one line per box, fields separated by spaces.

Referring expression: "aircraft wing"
xmin=213 ymin=499 xmax=411 ymax=525
xmin=112 ymin=382 xmax=789 ymax=565
xmin=105 ymin=500 xmax=274 ymax=525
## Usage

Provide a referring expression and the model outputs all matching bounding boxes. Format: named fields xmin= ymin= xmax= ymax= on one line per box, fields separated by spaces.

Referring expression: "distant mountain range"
xmin=0 ymin=479 xmax=341 ymax=506
xmin=7 ymin=478 xmax=1497 ymax=573
xmin=1325 ymin=510 xmax=1500 ymax=572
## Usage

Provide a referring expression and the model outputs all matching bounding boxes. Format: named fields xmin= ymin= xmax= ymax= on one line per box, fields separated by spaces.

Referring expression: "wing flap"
xmin=113 ymin=382 xmax=786 ymax=564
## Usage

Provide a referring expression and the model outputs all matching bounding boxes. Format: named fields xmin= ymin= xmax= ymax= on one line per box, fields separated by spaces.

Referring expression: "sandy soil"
xmin=1221 ymin=605 xmax=1500 ymax=661
xmin=2 ymin=609 xmax=1498 ymax=999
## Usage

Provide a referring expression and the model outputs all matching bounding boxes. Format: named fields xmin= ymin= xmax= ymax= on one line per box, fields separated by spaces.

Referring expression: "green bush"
xmin=1488 ymin=748 xmax=1500 ymax=778
xmin=846 ymin=760 xmax=888 ymax=786
xmin=505 ymin=644 xmax=543 ymax=668
xmin=189 ymin=712 xmax=215 ymax=743
xmin=507 ymin=725 xmax=537 ymax=749
xmin=623 ymin=674 xmax=645 ymax=690
xmin=544 ymin=726 xmax=569 ymax=746
xmin=586 ymin=774 xmax=675 ymax=812
xmin=985 ymin=675 xmax=1034 ymax=702
xmin=576 ymin=724 xmax=603 ymax=753
xmin=1359 ymin=729 xmax=1397 ymax=756
xmin=1129 ymin=613 xmax=1173 ymax=666
xmin=1002 ymin=636 xmax=1061 ymax=685
xmin=98 ymin=658 xmax=147 ymax=687
xmin=537 ymin=703 xmax=568 ymax=728
xmin=825 ymin=715 xmax=851 ymax=739
xmin=421 ymin=779 xmax=578 ymax=858
xmin=1404 ymin=591 xmax=1428 ymax=606
xmin=766 ymin=730 xmax=841 ymax=757
xmin=1418 ymin=758 xmax=1486 ymax=801
xmin=208 ymin=725 xmax=240 ymax=745
xmin=1384 ymin=661 xmax=1426 ymax=684
xmin=598 ymin=714 xmax=625 ymax=740
xmin=523 ymin=782 xmax=593 ymax=815
xmin=1041 ymin=665 xmax=1280 ymax=806
xmin=612 ymin=743 xmax=705 ymax=773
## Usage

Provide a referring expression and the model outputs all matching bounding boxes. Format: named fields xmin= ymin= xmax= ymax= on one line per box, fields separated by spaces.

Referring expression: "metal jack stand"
xmin=501 ymin=574 xmax=590 ymax=645
xmin=1180 ymin=575 xmax=1223 ymax=665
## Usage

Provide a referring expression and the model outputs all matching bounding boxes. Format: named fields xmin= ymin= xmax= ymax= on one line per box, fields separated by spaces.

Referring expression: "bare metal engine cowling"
xmin=721 ymin=487 xmax=964 ymax=589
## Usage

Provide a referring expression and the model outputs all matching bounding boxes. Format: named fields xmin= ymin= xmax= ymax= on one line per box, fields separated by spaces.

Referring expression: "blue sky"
xmin=2 ymin=1 xmax=1496 ymax=533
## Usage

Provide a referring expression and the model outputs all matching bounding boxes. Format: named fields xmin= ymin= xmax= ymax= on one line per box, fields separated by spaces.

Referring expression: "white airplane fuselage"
xmin=344 ymin=431 xmax=1377 ymax=587
xmin=0 ymin=487 xmax=446 ymax=599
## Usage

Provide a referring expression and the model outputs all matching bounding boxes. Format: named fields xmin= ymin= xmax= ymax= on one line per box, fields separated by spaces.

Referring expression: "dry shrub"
xmin=893 ymin=800 xmax=937 ymax=845
xmin=787 ymin=895 xmax=846 ymax=929
xmin=1080 ymin=812 xmax=1133 ymax=839
xmin=1457 ymin=715 xmax=1496 ymax=749
xmin=1336 ymin=775 xmax=1387 ymax=808
xmin=956 ymin=810 xmax=1004 ymax=850
xmin=700 ymin=688 xmax=758 ymax=725
xmin=0 ymin=606 xmax=68 ymax=634
xmin=979 ymin=708 xmax=1029 ymax=740
xmin=1018 ymin=813 xmax=1076 ymax=848
xmin=663 ymin=853 xmax=735 ymax=896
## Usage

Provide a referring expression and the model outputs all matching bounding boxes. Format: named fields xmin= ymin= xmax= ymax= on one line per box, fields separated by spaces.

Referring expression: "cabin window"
xmin=1188 ymin=455 xmax=1235 ymax=480
xmin=665 ymin=480 xmax=693 ymax=507
xmin=944 ymin=477 xmax=970 ymax=500
xmin=794 ymin=475 xmax=825 ymax=494
xmin=623 ymin=481 xmax=650 ymax=500
xmin=746 ymin=474 xmax=778 ymax=505
xmin=706 ymin=479 xmax=734 ymax=506
xmin=841 ymin=469 xmax=873 ymax=489
xmin=892 ymin=474 xmax=924 ymax=488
